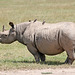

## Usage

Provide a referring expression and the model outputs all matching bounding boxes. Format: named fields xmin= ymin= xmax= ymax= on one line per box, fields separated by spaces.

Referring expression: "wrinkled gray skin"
xmin=0 ymin=21 xmax=75 ymax=64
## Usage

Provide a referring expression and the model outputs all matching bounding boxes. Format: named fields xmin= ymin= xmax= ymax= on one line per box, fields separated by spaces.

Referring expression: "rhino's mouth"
xmin=0 ymin=38 xmax=6 ymax=44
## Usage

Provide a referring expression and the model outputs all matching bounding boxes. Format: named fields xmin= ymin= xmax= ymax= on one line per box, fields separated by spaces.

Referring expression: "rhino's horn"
xmin=9 ymin=22 xmax=14 ymax=28
xmin=2 ymin=25 xmax=5 ymax=32
xmin=33 ymin=19 xmax=37 ymax=22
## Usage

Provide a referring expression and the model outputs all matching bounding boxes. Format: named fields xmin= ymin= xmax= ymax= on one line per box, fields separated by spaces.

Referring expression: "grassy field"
xmin=0 ymin=0 xmax=75 ymax=70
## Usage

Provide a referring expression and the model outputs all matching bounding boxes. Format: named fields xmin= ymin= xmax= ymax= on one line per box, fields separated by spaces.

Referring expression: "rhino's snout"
xmin=0 ymin=32 xmax=2 ymax=38
xmin=0 ymin=33 xmax=2 ymax=43
xmin=0 ymin=32 xmax=3 ymax=38
xmin=0 ymin=38 xmax=2 ymax=42
xmin=0 ymin=32 xmax=2 ymax=42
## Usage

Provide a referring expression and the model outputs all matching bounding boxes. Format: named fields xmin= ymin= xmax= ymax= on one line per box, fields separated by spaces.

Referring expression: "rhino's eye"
xmin=4 ymin=34 xmax=8 ymax=37
xmin=1 ymin=34 xmax=8 ymax=38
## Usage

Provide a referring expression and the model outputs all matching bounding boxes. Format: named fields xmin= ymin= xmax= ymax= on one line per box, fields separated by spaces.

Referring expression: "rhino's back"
xmin=23 ymin=21 xmax=75 ymax=55
xmin=34 ymin=22 xmax=75 ymax=55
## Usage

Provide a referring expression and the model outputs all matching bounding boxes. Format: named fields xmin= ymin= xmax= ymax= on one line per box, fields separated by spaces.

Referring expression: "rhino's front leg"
xmin=27 ymin=44 xmax=40 ymax=63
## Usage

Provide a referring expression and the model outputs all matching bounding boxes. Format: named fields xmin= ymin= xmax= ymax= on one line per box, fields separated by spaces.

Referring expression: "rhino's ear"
xmin=9 ymin=22 xmax=14 ymax=28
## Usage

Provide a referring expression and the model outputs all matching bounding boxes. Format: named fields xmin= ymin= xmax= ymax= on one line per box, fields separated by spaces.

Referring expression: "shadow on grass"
xmin=0 ymin=60 xmax=64 ymax=65
xmin=12 ymin=60 xmax=64 ymax=65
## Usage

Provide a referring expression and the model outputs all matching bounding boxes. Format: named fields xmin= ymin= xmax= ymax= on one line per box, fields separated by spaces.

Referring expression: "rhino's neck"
xmin=16 ymin=22 xmax=30 ymax=44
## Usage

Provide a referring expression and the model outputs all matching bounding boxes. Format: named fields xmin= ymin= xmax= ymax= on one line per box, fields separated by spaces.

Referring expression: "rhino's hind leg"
xmin=65 ymin=57 xmax=74 ymax=64
xmin=65 ymin=50 xmax=75 ymax=64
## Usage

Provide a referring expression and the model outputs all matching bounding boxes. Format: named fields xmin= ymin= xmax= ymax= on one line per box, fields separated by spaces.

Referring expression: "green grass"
xmin=41 ymin=72 xmax=52 ymax=74
xmin=0 ymin=0 xmax=75 ymax=70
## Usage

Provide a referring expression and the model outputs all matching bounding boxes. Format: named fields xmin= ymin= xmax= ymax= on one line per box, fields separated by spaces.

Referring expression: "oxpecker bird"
xmin=29 ymin=20 xmax=31 ymax=22
xmin=42 ymin=21 xmax=45 ymax=25
xmin=33 ymin=19 xmax=37 ymax=22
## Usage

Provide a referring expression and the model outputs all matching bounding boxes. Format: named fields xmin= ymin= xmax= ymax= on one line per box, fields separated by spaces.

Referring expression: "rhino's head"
xmin=0 ymin=22 xmax=17 ymax=44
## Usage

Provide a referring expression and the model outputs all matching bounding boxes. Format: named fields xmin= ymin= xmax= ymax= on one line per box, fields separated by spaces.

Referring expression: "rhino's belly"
xmin=36 ymin=38 xmax=64 ymax=55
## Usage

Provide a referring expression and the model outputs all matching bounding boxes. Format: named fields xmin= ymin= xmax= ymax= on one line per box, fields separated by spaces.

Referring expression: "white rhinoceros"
xmin=0 ymin=20 xmax=75 ymax=64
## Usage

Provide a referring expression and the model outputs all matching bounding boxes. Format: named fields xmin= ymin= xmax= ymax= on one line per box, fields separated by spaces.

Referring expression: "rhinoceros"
xmin=0 ymin=20 xmax=75 ymax=64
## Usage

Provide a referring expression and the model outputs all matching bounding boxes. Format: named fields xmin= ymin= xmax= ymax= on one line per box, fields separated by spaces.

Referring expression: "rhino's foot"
xmin=38 ymin=51 xmax=45 ymax=62
xmin=64 ymin=57 xmax=74 ymax=64
xmin=34 ymin=54 xmax=40 ymax=63
xmin=34 ymin=52 xmax=45 ymax=63
xmin=40 ymin=54 xmax=45 ymax=62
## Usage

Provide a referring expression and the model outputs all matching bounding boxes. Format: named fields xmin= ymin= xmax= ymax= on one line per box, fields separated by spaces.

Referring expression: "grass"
xmin=41 ymin=72 xmax=52 ymax=74
xmin=0 ymin=0 xmax=75 ymax=70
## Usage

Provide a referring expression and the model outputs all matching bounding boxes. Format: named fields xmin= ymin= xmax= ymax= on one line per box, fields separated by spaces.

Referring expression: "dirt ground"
xmin=0 ymin=68 xmax=75 ymax=75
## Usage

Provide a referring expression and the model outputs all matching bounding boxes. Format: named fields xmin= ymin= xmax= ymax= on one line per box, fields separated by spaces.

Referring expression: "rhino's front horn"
xmin=2 ymin=25 xmax=5 ymax=32
xmin=9 ymin=22 xmax=14 ymax=28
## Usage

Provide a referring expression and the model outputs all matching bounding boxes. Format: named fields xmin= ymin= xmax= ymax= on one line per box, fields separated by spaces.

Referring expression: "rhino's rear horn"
xmin=9 ymin=22 xmax=14 ymax=28
xmin=2 ymin=25 xmax=5 ymax=32
xmin=33 ymin=19 xmax=37 ymax=22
